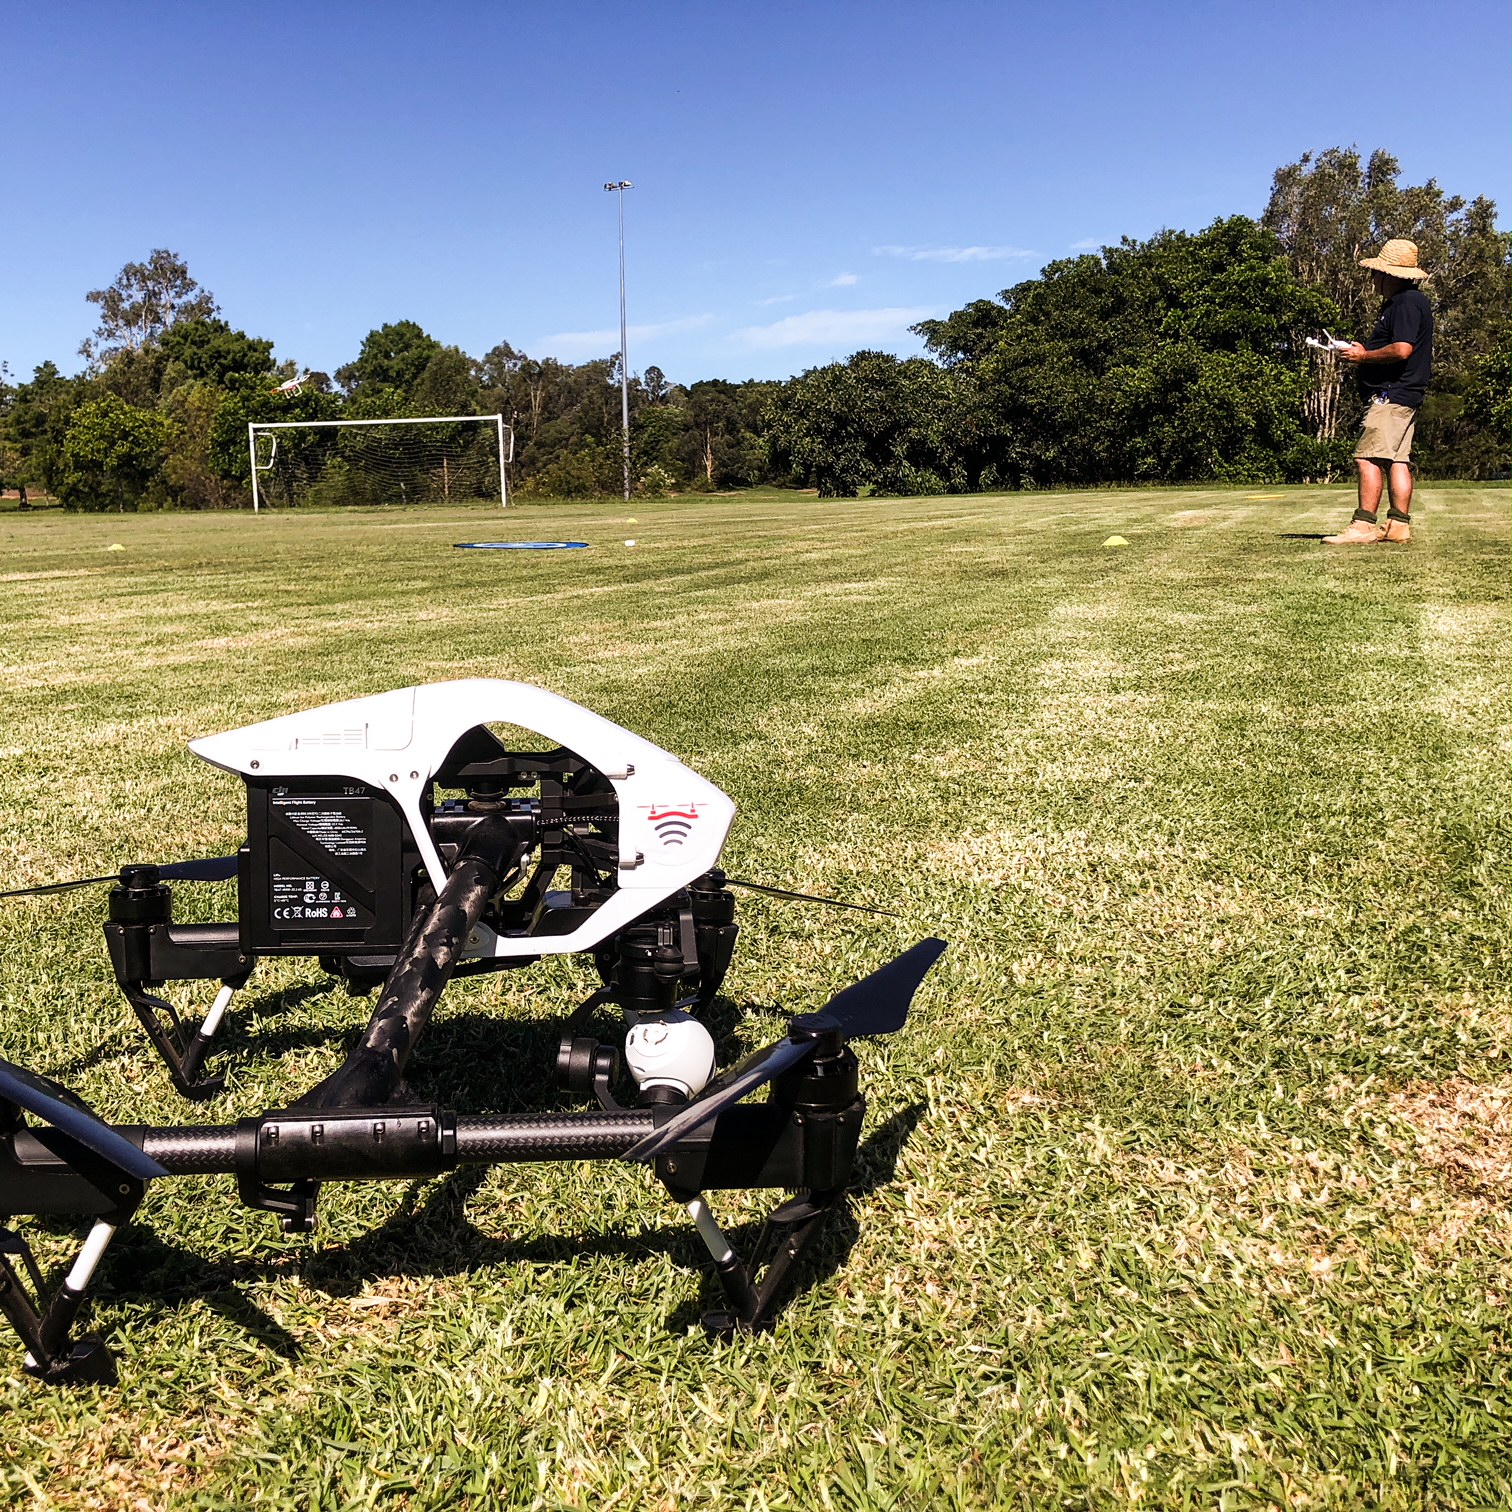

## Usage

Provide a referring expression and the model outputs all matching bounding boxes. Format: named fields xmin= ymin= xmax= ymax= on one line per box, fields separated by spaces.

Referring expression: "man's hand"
xmin=1339 ymin=342 xmax=1368 ymax=363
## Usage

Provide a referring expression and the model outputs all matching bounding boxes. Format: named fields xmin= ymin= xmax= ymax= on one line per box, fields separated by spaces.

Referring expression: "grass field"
xmin=0 ymin=485 xmax=1506 ymax=1511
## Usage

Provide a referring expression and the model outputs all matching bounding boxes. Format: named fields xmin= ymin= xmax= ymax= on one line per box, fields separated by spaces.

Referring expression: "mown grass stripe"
xmin=0 ymin=484 xmax=1504 ymax=1510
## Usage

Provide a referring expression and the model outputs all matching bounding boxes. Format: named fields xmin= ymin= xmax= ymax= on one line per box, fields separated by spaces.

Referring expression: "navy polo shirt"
xmin=1359 ymin=287 xmax=1434 ymax=408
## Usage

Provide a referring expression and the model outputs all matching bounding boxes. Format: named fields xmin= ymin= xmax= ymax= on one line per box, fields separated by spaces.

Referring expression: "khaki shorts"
xmin=1354 ymin=399 xmax=1418 ymax=463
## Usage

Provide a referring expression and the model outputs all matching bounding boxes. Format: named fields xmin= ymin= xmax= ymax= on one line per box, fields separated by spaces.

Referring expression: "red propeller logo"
xmin=644 ymin=806 xmax=700 ymax=847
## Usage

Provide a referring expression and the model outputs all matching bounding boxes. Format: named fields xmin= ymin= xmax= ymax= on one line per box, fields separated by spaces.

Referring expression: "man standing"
xmin=1323 ymin=239 xmax=1434 ymax=545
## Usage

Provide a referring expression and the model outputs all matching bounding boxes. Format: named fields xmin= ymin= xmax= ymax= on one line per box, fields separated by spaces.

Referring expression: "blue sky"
xmin=3 ymin=0 xmax=1507 ymax=386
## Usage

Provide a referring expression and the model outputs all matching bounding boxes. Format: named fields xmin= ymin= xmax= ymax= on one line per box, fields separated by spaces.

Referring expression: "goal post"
xmin=247 ymin=414 xmax=513 ymax=512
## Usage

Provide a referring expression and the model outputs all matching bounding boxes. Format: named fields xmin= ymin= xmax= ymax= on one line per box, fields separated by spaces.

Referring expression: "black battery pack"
xmin=241 ymin=779 xmax=421 ymax=956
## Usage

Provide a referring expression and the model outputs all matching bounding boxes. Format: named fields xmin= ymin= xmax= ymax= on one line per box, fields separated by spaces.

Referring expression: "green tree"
xmin=478 ymin=341 xmax=549 ymax=449
xmin=160 ymin=380 xmax=252 ymax=509
xmin=158 ymin=318 xmax=276 ymax=388
xmin=632 ymin=399 xmax=691 ymax=486
xmin=2 ymin=361 xmax=84 ymax=500
xmin=915 ymin=216 xmax=1337 ymax=488
xmin=640 ymin=365 xmax=672 ymax=405
xmin=0 ymin=366 xmax=19 ymax=503
xmin=59 ymin=393 xmax=176 ymax=511
xmin=476 ymin=342 xmax=642 ymax=493
xmin=96 ymin=344 xmax=171 ymax=408
xmin=80 ymin=249 xmax=218 ymax=368
xmin=913 ymin=299 xmax=1014 ymax=367
xmin=337 ymin=321 xmax=444 ymax=398
xmin=680 ymin=379 xmax=780 ymax=489
xmin=765 ymin=351 xmax=962 ymax=497
xmin=518 ymin=361 xmax=620 ymax=490
xmin=407 ymin=346 xmax=482 ymax=417
xmin=518 ymin=436 xmax=622 ymax=499
xmin=207 ymin=376 xmax=341 ymax=502
xmin=1459 ymin=345 xmax=1511 ymax=473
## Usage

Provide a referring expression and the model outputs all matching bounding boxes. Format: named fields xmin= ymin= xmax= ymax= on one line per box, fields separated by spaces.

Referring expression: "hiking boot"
xmin=1381 ymin=514 xmax=1412 ymax=543
xmin=1322 ymin=516 xmax=1385 ymax=545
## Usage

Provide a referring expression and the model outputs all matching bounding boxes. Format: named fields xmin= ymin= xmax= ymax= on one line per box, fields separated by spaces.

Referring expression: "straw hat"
xmin=1359 ymin=239 xmax=1429 ymax=281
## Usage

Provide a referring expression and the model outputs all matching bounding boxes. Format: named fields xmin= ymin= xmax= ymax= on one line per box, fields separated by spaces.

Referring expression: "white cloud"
xmin=826 ymin=271 xmax=859 ymax=287
xmin=759 ymin=293 xmax=797 ymax=306
xmin=1069 ymin=237 xmax=1105 ymax=250
xmin=873 ymin=244 xmax=1035 ymax=263
xmin=534 ymin=313 xmax=714 ymax=354
xmin=731 ymin=307 xmax=935 ymax=350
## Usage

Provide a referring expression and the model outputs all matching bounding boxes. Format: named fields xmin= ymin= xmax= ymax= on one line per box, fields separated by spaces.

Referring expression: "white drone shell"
xmin=188 ymin=679 xmax=735 ymax=961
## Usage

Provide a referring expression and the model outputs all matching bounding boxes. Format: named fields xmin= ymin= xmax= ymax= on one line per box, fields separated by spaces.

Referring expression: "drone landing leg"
xmin=122 ymin=984 xmax=228 ymax=1101
xmin=176 ymin=979 xmax=241 ymax=1087
xmin=681 ymin=1188 xmax=844 ymax=1336
xmin=0 ymin=1229 xmax=51 ymax=1364
xmin=104 ymin=870 xmax=252 ymax=1099
xmin=0 ymin=1220 xmax=123 ymax=1385
xmin=683 ymin=1196 xmax=759 ymax=1320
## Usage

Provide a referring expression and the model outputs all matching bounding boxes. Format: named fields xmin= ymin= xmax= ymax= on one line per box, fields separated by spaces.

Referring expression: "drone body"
xmin=0 ymin=680 xmax=942 ymax=1385
xmin=190 ymin=678 xmax=735 ymax=950
xmin=103 ymin=679 xmax=741 ymax=1100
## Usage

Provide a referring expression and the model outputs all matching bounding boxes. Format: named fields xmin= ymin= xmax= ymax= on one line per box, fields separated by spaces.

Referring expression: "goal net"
xmin=247 ymin=415 xmax=512 ymax=511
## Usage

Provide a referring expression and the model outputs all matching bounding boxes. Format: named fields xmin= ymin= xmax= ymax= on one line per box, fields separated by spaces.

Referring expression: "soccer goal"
xmin=247 ymin=414 xmax=513 ymax=512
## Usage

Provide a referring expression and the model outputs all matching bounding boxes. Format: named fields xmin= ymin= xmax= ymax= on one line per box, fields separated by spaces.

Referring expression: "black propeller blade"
xmin=717 ymin=872 xmax=898 ymax=918
xmin=627 ymin=1038 xmax=816 ymax=1162
xmin=818 ymin=934 xmax=948 ymax=1037
xmin=0 ymin=1058 xmax=167 ymax=1181
xmin=156 ymin=856 xmax=240 ymax=883
xmin=0 ymin=855 xmax=239 ymax=900
xmin=624 ymin=936 xmax=946 ymax=1163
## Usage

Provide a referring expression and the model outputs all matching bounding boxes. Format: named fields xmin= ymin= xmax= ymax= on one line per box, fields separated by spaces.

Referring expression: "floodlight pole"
xmin=604 ymin=180 xmax=633 ymax=502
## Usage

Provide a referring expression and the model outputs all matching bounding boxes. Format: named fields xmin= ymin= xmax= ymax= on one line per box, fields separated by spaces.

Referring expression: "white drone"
xmin=0 ymin=679 xmax=944 ymax=1381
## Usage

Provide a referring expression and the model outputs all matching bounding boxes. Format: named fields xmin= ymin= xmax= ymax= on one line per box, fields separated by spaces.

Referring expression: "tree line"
xmin=0 ymin=296 xmax=783 ymax=510
xmin=771 ymin=150 xmax=1507 ymax=494
xmin=1 ymin=146 xmax=1505 ymax=511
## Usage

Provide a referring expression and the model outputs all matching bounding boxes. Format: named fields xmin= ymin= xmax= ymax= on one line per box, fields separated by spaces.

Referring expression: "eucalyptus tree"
xmin=80 ymin=250 xmax=218 ymax=369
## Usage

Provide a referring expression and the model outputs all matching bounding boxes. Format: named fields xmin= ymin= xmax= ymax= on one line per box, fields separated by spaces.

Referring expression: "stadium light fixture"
xmin=603 ymin=180 xmax=634 ymax=502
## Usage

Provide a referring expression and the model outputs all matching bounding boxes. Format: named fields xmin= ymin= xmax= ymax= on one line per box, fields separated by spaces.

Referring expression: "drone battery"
xmin=242 ymin=780 xmax=420 ymax=956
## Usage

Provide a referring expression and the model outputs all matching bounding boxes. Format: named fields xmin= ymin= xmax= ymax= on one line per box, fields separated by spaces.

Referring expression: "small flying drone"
xmin=0 ymin=680 xmax=943 ymax=1384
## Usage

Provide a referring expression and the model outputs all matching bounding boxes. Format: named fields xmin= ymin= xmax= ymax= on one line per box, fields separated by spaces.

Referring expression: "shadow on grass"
xmin=208 ymin=992 xmax=765 ymax=1117
xmin=45 ymin=981 xmax=332 ymax=1083
xmin=45 ymin=984 xmax=922 ymax=1363
xmin=95 ymin=1229 xmax=305 ymax=1361
xmin=96 ymin=1097 xmax=926 ymax=1364
xmin=664 ymin=1099 xmax=927 ymax=1333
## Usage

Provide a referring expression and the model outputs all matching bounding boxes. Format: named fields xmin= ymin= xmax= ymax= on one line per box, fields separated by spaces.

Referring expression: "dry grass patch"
xmin=1389 ymin=1077 xmax=1510 ymax=1206
xmin=12 ymin=1419 xmax=222 ymax=1511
